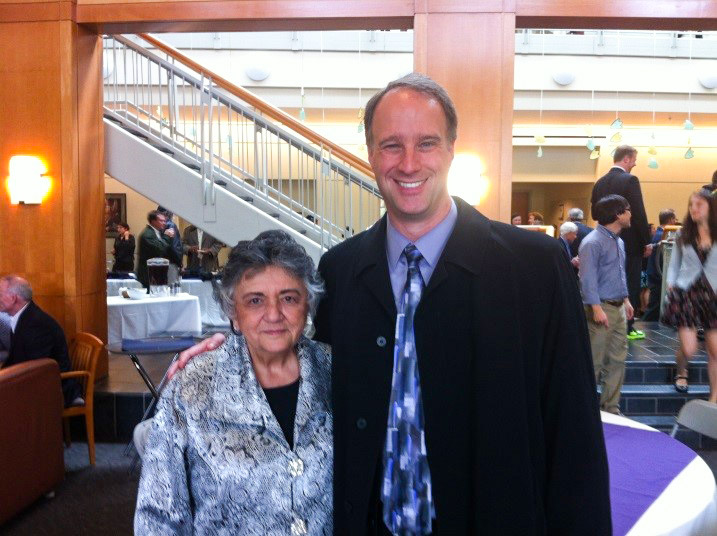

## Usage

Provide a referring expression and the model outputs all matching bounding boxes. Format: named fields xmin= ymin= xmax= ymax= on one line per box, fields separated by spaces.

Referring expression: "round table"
xmin=602 ymin=411 xmax=717 ymax=535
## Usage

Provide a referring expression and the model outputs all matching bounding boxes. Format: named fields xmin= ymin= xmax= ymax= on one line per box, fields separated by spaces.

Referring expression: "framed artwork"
xmin=105 ymin=193 xmax=127 ymax=238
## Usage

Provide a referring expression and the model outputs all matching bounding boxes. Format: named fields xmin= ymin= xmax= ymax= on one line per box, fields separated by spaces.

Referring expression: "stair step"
xmin=103 ymin=113 xmax=121 ymax=124
xmin=214 ymin=179 xmax=227 ymax=187
xmin=624 ymin=360 xmax=709 ymax=385
xmin=150 ymin=145 xmax=174 ymax=156
xmin=629 ymin=415 xmax=676 ymax=428
xmin=271 ymin=213 xmax=280 ymax=219
xmin=183 ymin=162 xmax=201 ymax=171
xmin=240 ymin=196 xmax=254 ymax=203
xmin=126 ymin=129 xmax=149 ymax=141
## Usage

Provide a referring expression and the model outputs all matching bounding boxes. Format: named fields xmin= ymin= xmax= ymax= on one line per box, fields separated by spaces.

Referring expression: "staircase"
xmin=102 ymin=34 xmax=383 ymax=261
xmin=619 ymin=321 xmax=715 ymax=449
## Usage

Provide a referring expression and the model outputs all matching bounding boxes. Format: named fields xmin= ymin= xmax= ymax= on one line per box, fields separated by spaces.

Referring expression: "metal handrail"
xmin=103 ymin=34 xmax=383 ymax=248
xmin=139 ymin=33 xmax=376 ymax=179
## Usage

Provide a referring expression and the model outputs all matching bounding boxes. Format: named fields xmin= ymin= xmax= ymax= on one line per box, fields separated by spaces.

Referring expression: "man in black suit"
xmin=0 ymin=275 xmax=82 ymax=407
xmin=591 ymin=145 xmax=652 ymax=340
xmin=172 ymin=74 xmax=611 ymax=534
xmin=568 ymin=207 xmax=593 ymax=258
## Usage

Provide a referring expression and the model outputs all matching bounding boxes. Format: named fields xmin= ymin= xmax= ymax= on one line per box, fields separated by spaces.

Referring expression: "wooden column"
xmin=414 ymin=4 xmax=515 ymax=221
xmin=0 ymin=3 xmax=108 ymax=376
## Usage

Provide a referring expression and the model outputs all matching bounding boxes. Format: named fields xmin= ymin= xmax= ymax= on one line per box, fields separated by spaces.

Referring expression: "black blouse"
xmin=113 ymin=234 xmax=136 ymax=272
xmin=263 ymin=378 xmax=300 ymax=448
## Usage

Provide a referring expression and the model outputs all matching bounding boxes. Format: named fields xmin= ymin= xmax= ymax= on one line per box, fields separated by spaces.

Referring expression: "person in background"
xmin=558 ymin=221 xmax=580 ymax=270
xmin=182 ymin=224 xmax=224 ymax=272
xmin=568 ymin=207 xmax=594 ymax=258
xmin=0 ymin=276 xmax=82 ymax=407
xmin=579 ymin=194 xmax=634 ymax=415
xmin=157 ymin=206 xmax=183 ymax=284
xmin=591 ymin=145 xmax=652 ymax=341
xmin=136 ymin=210 xmax=175 ymax=289
xmin=527 ymin=211 xmax=544 ymax=225
xmin=135 ymin=230 xmax=332 ymax=535
xmin=642 ymin=209 xmax=677 ymax=321
xmin=511 ymin=213 xmax=522 ymax=225
xmin=112 ymin=221 xmax=135 ymax=273
xmin=662 ymin=189 xmax=717 ymax=397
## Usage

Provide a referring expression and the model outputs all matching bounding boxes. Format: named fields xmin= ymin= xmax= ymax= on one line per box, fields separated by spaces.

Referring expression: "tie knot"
xmin=403 ymin=244 xmax=423 ymax=267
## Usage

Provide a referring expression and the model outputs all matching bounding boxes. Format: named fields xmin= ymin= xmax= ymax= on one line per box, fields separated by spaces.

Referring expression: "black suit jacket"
xmin=570 ymin=221 xmax=593 ymax=258
xmin=591 ymin=167 xmax=651 ymax=257
xmin=315 ymin=197 xmax=611 ymax=535
xmin=2 ymin=301 xmax=80 ymax=406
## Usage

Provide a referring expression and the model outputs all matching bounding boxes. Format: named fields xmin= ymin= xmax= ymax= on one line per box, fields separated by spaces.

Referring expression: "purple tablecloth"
xmin=603 ymin=422 xmax=697 ymax=535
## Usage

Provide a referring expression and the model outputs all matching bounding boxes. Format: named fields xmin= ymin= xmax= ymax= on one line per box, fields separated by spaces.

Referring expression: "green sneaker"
xmin=627 ymin=329 xmax=646 ymax=340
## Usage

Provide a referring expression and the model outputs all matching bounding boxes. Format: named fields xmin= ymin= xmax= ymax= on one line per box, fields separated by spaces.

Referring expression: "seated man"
xmin=0 ymin=275 xmax=82 ymax=407
xmin=0 ymin=311 xmax=9 ymax=364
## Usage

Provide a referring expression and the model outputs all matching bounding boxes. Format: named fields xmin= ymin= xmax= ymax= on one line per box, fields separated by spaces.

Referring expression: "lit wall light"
xmin=447 ymin=153 xmax=490 ymax=206
xmin=6 ymin=155 xmax=51 ymax=204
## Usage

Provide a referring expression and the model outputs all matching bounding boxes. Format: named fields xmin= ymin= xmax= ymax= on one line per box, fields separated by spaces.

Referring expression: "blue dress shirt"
xmin=578 ymin=225 xmax=629 ymax=305
xmin=386 ymin=199 xmax=458 ymax=308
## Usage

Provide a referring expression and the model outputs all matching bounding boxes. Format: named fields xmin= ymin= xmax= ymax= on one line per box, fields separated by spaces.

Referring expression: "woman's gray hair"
xmin=214 ymin=230 xmax=324 ymax=320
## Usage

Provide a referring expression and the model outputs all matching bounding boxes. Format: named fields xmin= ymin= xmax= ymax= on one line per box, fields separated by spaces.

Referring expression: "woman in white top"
xmin=662 ymin=189 xmax=717 ymax=400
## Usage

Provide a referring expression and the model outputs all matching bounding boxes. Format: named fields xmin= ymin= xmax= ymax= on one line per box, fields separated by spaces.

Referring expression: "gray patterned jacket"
xmin=134 ymin=333 xmax=333 ymax=535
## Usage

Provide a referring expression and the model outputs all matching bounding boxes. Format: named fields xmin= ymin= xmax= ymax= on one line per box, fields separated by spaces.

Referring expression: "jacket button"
xmin=288 ymin=457 xmax=304 ymax=477
xmin=356 ymin=417 xmax=367 ymax=430
xmin=376 ymin=336 xmax=387 ymax=347
xmin=344 ymin=500 xmax=353 ymax=513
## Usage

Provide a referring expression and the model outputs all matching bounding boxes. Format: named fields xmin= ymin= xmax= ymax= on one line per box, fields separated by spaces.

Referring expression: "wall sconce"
xmin=7 ymin=156 xmax=51 ymax=204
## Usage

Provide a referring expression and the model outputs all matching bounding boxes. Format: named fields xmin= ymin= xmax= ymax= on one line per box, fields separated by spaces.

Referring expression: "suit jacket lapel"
xmin=354 ymin=217 xmax=397 ymax=320
xmin=424 ymin=197 xmax=490 ymax=299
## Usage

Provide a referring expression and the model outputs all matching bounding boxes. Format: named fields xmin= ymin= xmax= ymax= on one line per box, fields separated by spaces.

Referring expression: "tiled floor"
xmin=626 ymin=320 xmax=707 ymax=362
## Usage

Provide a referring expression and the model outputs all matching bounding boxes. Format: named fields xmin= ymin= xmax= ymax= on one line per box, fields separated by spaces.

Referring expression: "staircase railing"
xmin=102 ymin=33 xmax=383 ymax=249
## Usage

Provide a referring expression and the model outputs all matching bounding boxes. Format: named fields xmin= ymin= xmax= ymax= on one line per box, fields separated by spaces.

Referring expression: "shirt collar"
xmin=386 ymin=198 xmax=458 ymax=268
xmin=596 ymin=224 xmax=619 ymax=239
xmin=9 ymin=302 xmax=30 ymax=333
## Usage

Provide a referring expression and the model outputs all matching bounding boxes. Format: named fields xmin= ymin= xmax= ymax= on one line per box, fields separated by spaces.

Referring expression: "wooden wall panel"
xmin=0 ymin=19 xmax=107 ymax=376
xmin=414 ymin=12 xmax=515 ymax=221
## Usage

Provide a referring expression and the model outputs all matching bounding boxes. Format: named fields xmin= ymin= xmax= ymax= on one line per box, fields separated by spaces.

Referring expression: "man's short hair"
xmin=147 ymin=210 xmax=162 ymax=224
xmin=658 ymin=209 xmax=676 ymax=225
xmin=560 ymin=222 xmax=578 ymax=236
xmin=2 ymin=275 xmax=32 ymax=302
xmin=568 ymin=208 xmax=584 ymax=221
xmin=511 ymin=214 xmax=521 ymax=220
xmin=363 ymin=73 xmax=458 ymax=147
xmin=594 ymin=195 xmax=630 ymax=225
xmin=613 ymin=145 xmax=637 ymax=163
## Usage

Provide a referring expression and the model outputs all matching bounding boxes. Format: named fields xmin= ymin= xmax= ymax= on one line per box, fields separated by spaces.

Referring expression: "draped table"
xmin=180 ymin=279 xmax=229 ymax=327
xmin=106 ymin=278 xmax=143 ymax=297
xmin=602 ymin=411 xmax=717 ymax=535
xmin=106 ymin=295 xmax=202 ymax=346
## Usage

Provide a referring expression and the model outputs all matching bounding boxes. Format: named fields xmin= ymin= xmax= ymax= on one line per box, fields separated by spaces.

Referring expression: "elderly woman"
xmin=134 ymin=230 xmax=332 ymax=535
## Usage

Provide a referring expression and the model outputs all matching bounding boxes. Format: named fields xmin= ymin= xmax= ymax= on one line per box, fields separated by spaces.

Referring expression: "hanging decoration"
xmin=357 ymin=33 xmax=365 ymax=134
xmin=586 ymin=93 xmax=596 ymax=156
xmin=646 ymin=34 xmax=659 ymax=167
xmin=535 ymin=29 xmax=546 ymax=158
xmin=299 ymin=89 xmax=306 ymax=122
xmin=610 ymin=31 xmax=624 ymax=131
xmin=684 ymin=32 xmax=696 ymax=131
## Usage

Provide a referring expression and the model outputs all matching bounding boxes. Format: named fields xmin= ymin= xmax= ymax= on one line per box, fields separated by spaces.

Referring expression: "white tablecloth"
xmin=106 ymin=295 xmax=202 ymax=346
xmin=602 ymin=411 xmax=717 ymax=535
xmin=107 ymin=278 xmax=143 ymax=297
xmin=181 ymin=279 xmax=229 ymax=327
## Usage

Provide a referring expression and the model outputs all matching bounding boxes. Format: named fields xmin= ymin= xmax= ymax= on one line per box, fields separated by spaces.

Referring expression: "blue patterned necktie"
xmin=382 ymin=243 xmax=434 ymax=535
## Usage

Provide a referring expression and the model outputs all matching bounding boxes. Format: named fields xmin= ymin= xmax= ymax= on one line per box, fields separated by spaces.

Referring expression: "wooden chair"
xmin=61 ymin=332 xmax=103 ymax=465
